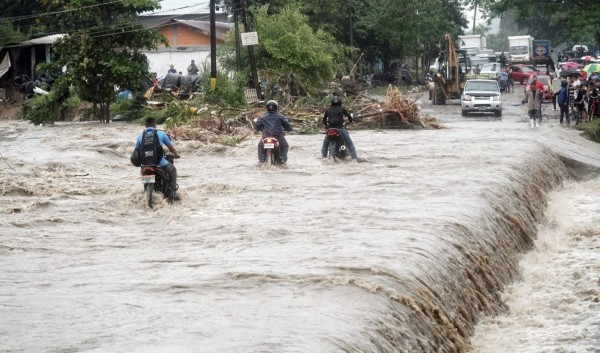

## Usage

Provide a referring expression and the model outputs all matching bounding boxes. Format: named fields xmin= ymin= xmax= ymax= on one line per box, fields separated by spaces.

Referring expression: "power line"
xmin=0 ymin=0 xmax=126 ymax=24
xmin=0 ymin=11 xmax=219 ymax=47
xmin=0 ymin=5 xmax=217 ymax=43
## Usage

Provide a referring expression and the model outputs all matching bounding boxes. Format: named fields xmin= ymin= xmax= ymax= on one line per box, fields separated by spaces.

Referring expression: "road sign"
xmin=241 ymin=32 xmax=259 ymax=46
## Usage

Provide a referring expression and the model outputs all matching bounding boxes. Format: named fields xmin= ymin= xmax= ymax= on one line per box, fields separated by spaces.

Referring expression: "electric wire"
xmin=0 ymin=0 xmax=127 ymax=24
xmin=0 ymin=4 xmax=218 ymax=44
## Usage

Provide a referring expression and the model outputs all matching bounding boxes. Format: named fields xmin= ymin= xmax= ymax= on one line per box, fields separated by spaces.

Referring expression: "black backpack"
xmin=140 ymin=129 xmax=163 ymax=165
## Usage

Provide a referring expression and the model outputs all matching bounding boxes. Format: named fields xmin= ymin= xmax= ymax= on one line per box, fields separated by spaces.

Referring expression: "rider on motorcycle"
xmin=255 ymin=100 xmax=292 ymax=163
xmin=321 ymin=96 xmax=358 ymax=160
xmin=136 ymin=117 xmax=181 ymax=200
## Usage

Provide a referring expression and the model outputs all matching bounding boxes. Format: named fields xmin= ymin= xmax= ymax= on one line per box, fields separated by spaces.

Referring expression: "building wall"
xmin=145 ymin=49 xmax=212 ymax=79
xmin=147 ymin=23 xmax=227 ymax=79
xmin=157 ymin=24 xmax=220 ymax=47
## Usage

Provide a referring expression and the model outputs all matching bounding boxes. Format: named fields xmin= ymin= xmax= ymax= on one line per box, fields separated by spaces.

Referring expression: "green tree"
xmin=473 ymin=0 xmax=600 ymax=50
xmin=360 ymin=0 xmax=467 ymax=65
xmin=0 ymin=1 xmax=64 ymax=46
xmin=22 ymin=0 xmax=167 ymax=124
xmin=220 ymin=3 xmax=346 ymax=97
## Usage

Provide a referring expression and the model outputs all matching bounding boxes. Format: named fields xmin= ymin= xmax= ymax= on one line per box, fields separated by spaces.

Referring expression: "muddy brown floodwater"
xmin=1 ymin=91 xmax=599 ymax=352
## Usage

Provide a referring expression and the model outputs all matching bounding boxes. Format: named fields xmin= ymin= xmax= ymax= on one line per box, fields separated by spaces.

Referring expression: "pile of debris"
xmin=162 ymin=85 xmax=440 ymax=144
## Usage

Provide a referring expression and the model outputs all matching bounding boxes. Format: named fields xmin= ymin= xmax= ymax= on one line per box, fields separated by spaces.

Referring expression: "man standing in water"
xmin=522 ymin=83 xmax=543 ymax=128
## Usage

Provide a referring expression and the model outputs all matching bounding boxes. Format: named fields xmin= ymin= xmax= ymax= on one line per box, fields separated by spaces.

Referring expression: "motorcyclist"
xmin=255 ymin=100 xmax=292 ymax=163
xmin=136 ymin=117 xmax=181 ymax=200
xmin=321 ymin=96 xmax=358 ymax=160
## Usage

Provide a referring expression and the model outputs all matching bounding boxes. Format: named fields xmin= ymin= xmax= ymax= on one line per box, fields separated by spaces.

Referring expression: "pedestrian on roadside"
xmin=365 ymin=72 xmax=373 ymax=88
xmin=558 ymin=80 xmax=570 ymax=125
xmin=168 ymin=64 xmax=177 ymax=74
xmin=499 ymin=52 xmax=507 ymax=68
xmin=187 ymin=60 xmax=199 ymax=75
xmin=574 ymin=84 xmax=587 ymax=124
xmin=551 ymin=73 xmax=561 ymax=110
xmin=499 ymin=67 xmax=508 ymax=92
xmin=507 ymin=67 xmax=515 ymax=93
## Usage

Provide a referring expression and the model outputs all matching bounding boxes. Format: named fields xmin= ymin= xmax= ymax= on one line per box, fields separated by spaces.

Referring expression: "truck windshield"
xmin=466 ymin=81 xmax=499 ymax=92
xmin=510 ymin=46 xmax=529 ymax=55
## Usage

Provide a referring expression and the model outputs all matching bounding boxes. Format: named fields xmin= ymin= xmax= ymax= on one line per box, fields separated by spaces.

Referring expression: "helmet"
xmin=331 ymin=96 xmax=342 ymax=106
xmin=266 ymin=100 xmax=278 ymax=112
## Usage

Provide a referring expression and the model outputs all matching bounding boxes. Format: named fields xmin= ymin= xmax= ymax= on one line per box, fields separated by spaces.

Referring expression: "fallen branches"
xmin=161 ymin=85 xmax=440 ymax=145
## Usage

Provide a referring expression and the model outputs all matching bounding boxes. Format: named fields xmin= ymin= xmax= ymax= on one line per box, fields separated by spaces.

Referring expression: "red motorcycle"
xmin=262 ymin=137 xmax=281 ymax=164
xmin=325 ymin=128 xmax=349 ymax=161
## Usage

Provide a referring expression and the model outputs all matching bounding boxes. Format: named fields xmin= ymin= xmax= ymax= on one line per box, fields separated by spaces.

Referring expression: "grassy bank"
xmin=575 ymin=119 xmax=600 ymax=143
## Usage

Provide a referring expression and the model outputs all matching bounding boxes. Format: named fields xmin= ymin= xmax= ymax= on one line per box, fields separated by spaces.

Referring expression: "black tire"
xmin=495 ymin=110 xmax=502 ymax=118
xmin=461 ymin=109 xmax=468 ymax=117
xmin=145 ymin=183 xmax=154 ymax=209
xmin=266 ymin=150 xmax=273 ymax=164
xmin=328 ymin=143 xmax=337 ymax=161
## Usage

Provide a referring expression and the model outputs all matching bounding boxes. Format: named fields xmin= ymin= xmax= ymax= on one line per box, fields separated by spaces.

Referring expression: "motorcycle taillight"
xmin=141 ymin=167 xmax=155 ymax=175
xmin=327 ymin=129 xmax=340 ymax=137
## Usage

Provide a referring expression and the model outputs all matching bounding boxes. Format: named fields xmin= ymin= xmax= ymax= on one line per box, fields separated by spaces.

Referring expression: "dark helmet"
xmin=266 ymin=100 xmax=278 ymax=112
xmin=331 ymin=96 xmax=342 ymax=106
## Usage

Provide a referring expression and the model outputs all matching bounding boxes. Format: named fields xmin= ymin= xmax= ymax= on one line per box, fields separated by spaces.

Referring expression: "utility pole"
xmin=233 ymin=0 xmax=241 ymax=71
xmin=240 ymin=0 xmax=261 ymax=99
xmin=210 ymin=0 xmax=217 ymax=91
xmin=472 ymin=4 xmax=477 ymax=35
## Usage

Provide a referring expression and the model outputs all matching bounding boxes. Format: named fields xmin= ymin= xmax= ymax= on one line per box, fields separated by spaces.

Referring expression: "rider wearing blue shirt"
xmin=136 ymin=117 xmax=181 ymax=199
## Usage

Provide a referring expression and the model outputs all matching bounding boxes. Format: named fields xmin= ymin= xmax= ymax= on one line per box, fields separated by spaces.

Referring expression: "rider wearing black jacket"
xmin=255 ymin=100 xmax=292 ymax=163
xmin=322 ymin=96 xmax=358 ymax=160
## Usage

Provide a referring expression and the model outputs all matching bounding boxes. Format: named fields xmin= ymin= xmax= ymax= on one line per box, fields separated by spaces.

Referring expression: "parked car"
xmin=508 ymin=64 xmax=537 ymax=84
xmin=461 ymin=79 xmax=503 ymax=117
xmin=479 ymin=63 xmax=500 ymax=77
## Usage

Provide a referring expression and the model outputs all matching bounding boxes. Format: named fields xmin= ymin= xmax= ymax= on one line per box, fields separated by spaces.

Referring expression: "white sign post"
xmin=241 ymin=32 xmax=259 ymax=46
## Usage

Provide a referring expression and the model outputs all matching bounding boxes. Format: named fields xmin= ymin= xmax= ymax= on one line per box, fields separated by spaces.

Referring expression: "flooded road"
xmin=1 ymin=91 xmax=599 ymax=352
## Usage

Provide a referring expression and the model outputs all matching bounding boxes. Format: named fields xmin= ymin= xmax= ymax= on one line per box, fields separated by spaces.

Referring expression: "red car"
xmin=508 ymin=64 xmax=537 ymax=84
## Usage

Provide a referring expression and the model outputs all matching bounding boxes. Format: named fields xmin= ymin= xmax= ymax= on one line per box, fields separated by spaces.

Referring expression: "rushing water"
xmin=1 ymin=93 xmax=599 ymax=352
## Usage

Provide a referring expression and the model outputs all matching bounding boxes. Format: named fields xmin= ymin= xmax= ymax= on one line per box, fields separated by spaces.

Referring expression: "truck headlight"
xmin=493 ymin=95 xmax=501 ymax=101
xmin=462 ymin=95 xmax=472 ymax=101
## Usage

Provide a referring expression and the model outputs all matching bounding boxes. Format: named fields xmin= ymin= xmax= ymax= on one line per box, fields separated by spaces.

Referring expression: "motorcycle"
xmin=262 ymin=137 xmax=282 ymax=164
xmin=325 ymin=127 xmax=349 ymax=161
xmin=140 ymin=153 xmax=178 ymax=208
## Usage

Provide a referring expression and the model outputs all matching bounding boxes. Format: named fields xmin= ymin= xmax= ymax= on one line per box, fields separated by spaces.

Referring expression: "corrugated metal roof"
xmin=156 ymin=19 xmax=232 ymax=41
xmin=20 ymin=34 xmax=65 ymax=46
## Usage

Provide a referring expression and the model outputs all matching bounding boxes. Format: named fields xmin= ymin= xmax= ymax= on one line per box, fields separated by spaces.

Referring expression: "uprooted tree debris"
xmin=159 ymin=85 xmax=441 ymax=145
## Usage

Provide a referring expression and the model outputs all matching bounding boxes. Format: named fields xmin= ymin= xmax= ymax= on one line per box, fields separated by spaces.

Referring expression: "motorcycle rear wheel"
xmin=328 ymin=143 xmax=337 ymax=161
xmin=145 ymin=183 xmax=154 ymax=209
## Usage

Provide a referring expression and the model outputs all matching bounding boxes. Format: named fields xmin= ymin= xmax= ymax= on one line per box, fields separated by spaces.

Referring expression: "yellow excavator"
xmin=431 ymin=34 xmax=470 ymax=105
